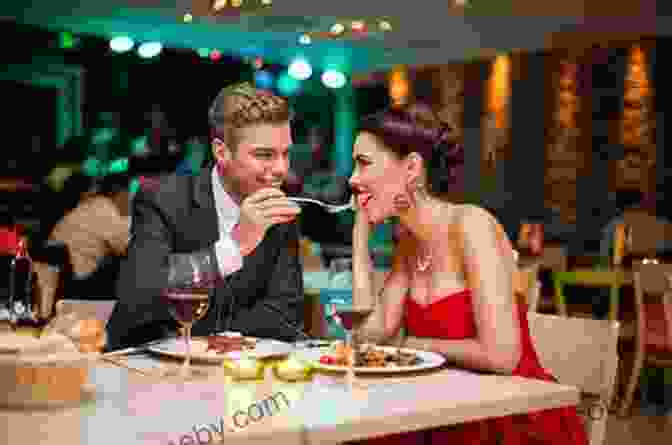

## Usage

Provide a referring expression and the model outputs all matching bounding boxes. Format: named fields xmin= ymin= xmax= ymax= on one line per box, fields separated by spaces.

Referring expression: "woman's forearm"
xmin=352 ymin=224 xmax=374 ymax=308
xmin=351 ymin=221 xmax=387 ymax=343
xmin=403 ymin=336 xmax=517 ymax=374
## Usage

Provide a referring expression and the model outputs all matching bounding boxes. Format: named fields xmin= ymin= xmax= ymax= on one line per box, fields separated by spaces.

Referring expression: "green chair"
xmin=553 ymin=268 xmax=631 ymax=321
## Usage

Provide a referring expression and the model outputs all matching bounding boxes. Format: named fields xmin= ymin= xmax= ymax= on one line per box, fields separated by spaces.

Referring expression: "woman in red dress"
xmin=348 ymin=103 xmax=588 ymax=445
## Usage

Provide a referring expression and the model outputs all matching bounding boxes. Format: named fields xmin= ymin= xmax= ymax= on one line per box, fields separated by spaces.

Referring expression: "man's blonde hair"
xmin=208 ymin=82 xmax=290 ymax=148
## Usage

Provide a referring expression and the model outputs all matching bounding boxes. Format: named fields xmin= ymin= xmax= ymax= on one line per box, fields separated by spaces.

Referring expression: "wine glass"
xmin=162 ymin=251 xmax=219 ymax=379
xmin=327 ymin=258 xmax=372 ymax=388
xmin=334 ymin=307 xmax=373 ymax=389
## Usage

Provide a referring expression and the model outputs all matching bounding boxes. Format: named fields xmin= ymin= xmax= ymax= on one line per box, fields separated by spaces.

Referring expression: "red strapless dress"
xmin=358 ymin=289 xmax=589 ymax=445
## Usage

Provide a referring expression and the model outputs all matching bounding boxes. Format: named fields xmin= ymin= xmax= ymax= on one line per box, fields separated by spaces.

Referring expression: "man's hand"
xmin=232 ymin=188 xmax=301 ymax=256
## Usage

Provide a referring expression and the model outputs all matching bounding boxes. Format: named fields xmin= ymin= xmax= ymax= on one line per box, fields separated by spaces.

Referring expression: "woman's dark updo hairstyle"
xmin=358 ymin=102 xmax=464 ymax=196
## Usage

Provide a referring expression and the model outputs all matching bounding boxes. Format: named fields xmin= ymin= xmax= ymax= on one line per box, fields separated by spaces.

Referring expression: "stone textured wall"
xmin=434 ymin=64 xmax=465 ymax=138
xmin=392 ymin=42 xmax=655 ymax=222
xmin=544 ymin=58 xmax=582 ymax=224
xmin=616 ymin=45 xmax=655 ymax=192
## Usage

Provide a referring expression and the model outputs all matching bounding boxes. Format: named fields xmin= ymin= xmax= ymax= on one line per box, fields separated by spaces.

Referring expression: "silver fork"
xmin=287 ymin=197 xmax=353 ymax=214
xmin=101 ymin=337 xmax=174 ymax=358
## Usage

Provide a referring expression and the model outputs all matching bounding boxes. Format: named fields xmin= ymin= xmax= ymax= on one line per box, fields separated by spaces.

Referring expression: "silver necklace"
xmin=412 ymin=200 xmax=446 ymax=272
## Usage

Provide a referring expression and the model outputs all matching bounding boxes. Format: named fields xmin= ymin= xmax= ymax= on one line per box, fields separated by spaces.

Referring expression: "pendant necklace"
xmin=413 ymin=201 xmax=444 ymax=272
xmin=416 ymin=247 xmax=433 ymax=272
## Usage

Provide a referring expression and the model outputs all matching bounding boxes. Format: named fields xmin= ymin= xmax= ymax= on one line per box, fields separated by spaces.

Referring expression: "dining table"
xmin=1 ymin=345 xmax=581 ymax=445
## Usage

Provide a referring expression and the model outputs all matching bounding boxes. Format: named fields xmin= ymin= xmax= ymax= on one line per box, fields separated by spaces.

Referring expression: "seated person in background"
xmin=349 ymin=103 xmax=588 ymax=445
xmin=40 ymin=172 xmax=96 ymax=243
xmin=105 ymin=82 xmax=303 ymax=351
xmin=46 ymin=172 xmax=131 ymax=299
xmin=600 ymin=191 xmax=672 ymax=262
xmin=0 ymin=219 xmax=20 ymax=254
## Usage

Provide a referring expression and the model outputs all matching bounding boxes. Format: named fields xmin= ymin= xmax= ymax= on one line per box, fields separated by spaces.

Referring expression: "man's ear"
xmin=212 ymin=138 xmax=232 ymax=164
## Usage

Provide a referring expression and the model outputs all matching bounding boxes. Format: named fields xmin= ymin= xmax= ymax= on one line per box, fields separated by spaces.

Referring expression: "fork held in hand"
xmin=287 ymin=197 xmax=353 ymax=214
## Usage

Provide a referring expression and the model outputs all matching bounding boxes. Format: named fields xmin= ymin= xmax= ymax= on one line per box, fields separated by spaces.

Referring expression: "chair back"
xmin=541 ymin=244 xmax=568 ymax=272
xmin=623 ymin=210 xmax=672 ymax=257
xmin=527 ymin=313 xmax=620 ymax=445
xmin=632 ymin=263 xmax=672 ymax=352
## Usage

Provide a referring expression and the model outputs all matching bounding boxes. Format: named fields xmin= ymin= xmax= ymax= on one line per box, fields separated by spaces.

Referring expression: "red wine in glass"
xmin=163 ymin=288 xmax=210 ymax=325
xmin=335 ymin=308 xmax=373 ymax=331
xmin=334 ymin=307 xmax=372 ymax=389
xmin=162 ymin=253 xmax=217 ymax=379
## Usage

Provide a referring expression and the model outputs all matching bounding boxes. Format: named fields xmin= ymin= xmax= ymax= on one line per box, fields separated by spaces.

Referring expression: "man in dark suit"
xmin=106 ymin=83 xmax=303 ymax=350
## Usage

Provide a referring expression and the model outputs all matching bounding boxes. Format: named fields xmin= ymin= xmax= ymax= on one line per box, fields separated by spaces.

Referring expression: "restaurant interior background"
xmin=0 ymin=0 xmax=665 ymax=309
xmin=0 ymin=0 xmax=664 ymax=249
xmin=1 ymin=0 xmax=671 ymax=438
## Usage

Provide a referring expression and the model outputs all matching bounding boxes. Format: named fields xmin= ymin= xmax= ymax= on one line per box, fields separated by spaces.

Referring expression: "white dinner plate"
xmin=147 ymin=336 xmax=293 ymax=363
xmin=299 ymin=345 xmax=446 ymax=374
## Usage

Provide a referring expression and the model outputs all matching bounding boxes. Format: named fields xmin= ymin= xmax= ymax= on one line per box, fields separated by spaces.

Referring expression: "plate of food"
xmin=305 ymin=342 xmax=446 ymax=374
xmin=147 ymin=332 xmax=293 ymax=362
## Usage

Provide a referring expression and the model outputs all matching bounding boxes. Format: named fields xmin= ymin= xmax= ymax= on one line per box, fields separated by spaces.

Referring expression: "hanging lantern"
xmin=622 ymin=45 xmax=650 ymax=147
xmin=388 ymin=65 xmax=409 ymax=107
xmin=487 ymin=55 xmax=511 ymax=129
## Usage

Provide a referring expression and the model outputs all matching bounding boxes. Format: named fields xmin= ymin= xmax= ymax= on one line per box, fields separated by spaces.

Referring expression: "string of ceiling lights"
xmin=205 ymin=0 xmax=394 ymax=91
xmin=105 ymin=32 xmax=347 ymax=94
xmin=63 ymin=0 xmax=399 ymax=96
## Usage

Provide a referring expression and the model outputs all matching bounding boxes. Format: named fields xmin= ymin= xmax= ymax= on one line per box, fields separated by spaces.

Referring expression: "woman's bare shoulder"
xmin=452 ymin=204 xmax=513 ymax=246
xmin=453 ymin=204 xmax=500 ymax=229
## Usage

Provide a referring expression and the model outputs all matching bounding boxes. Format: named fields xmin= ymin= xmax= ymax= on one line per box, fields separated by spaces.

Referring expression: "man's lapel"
xmin=192 ymin=165 xmax=216 ymax=210
xmin=186 ymin=167 xmax=219 ymax=247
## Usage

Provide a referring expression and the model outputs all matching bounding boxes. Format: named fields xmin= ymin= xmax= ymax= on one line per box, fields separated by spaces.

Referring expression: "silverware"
xmin=287 ymin=197 xmax=353 ymax=214
xmin=101 ymin=337 xmax=173 ymax=358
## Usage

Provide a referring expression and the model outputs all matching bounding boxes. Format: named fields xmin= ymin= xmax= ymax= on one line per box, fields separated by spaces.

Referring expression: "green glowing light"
xmin=59 ymin=32 xmax=75 ymax=49
xmin=107 ymin=158 xmax=129 ymax=174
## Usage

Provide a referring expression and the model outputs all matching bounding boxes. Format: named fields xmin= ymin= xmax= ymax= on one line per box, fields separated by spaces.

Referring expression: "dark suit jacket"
xmin=105 ymin=167 xmax=304 ymax=350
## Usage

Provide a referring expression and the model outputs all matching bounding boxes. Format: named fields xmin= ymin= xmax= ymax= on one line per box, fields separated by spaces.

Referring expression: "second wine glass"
xmin=162 ymin=251 xmax=219 ymax=379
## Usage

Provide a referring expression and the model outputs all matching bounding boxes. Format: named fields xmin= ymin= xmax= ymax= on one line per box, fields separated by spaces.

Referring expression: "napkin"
xmin=0 ymin=332 xmax=84 ymax=364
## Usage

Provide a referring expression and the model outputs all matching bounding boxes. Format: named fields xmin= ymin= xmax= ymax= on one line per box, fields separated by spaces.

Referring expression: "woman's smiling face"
xmin=348 ymin=132 xmax=409 ymax=224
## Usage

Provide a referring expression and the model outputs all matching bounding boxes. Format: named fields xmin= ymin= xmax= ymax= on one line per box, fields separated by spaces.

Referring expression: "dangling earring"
xmin=414 ymin=181 xmax=429 ymax=202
